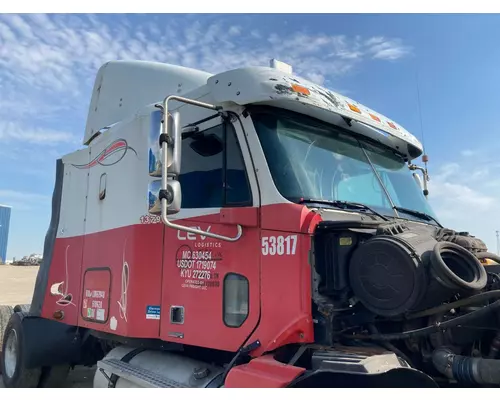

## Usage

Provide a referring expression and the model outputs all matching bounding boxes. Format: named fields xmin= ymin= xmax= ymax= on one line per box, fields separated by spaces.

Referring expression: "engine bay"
xmin=311 ymin=219 xmax=500 ymax=386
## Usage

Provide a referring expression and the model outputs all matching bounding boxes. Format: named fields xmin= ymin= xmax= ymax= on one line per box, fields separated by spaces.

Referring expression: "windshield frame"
xmin=248 ymin=105 xmax=439 ymax=226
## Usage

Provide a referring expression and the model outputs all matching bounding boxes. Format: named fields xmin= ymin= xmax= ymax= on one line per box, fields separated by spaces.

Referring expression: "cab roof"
xmin=206 ymin=66 xmax=423 ymax=159
xmin=84 ymin=60 xmax=422 ymax=159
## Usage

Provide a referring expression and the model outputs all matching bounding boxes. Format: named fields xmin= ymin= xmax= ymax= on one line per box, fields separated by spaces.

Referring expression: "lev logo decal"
xmin=177 ymin=226 xmax=212 ymax=241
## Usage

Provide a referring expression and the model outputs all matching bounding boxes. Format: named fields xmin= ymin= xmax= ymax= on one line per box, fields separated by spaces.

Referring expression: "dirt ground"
xmin=0 ymin=264 xmax=95 ymax=388
xmin=0 ymin=265 xmax=39 ymax=306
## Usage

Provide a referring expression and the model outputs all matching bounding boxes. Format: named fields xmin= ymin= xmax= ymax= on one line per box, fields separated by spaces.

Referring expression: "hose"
xmin=367 ymin=324 xmax=414 ymax=367
xmin=344 ymin=299 xmax=500 ymax=341
xmin=430 ymin=241 xmax=487 ymax=291
xmin=405 ymin=290 xmax=500 ymax=320
xmin=487 ymin=332 xmax=500 ymax=359
xmin=476 ymin=252 xmax=500 ymax=265
xmin=433 ymin=347 xmax=500 ymax=385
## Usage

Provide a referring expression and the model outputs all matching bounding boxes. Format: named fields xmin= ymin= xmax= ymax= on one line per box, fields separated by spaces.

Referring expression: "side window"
xmin=178 ymin=125 xmax=224 ymax=208
xmin=178 ymin=122 xmax=252 ymax=209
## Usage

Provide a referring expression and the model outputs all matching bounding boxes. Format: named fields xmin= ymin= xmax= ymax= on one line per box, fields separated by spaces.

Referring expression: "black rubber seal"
xmin=30 ymin=159 xmax=64 ymax=316
xmin=159 ymin=188 xmax=172 ymax=203
xmin=159 ymin=133 xmax=173 ymax=147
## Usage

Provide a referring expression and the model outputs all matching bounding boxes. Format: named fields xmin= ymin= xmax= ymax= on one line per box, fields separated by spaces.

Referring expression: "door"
xmin=160 ymin=116 xmax=261 ymax=352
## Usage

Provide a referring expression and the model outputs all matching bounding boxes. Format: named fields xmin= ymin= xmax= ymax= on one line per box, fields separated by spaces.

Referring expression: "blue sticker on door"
xmin=146 ymin=305 xmax=161 ymax=320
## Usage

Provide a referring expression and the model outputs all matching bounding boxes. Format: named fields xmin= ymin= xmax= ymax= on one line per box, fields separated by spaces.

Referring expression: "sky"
xmin=1 ymin=13 xmax=500 ymax=259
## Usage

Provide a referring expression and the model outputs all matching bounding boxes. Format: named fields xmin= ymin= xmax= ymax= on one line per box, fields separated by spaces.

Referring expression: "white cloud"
xmin=304 ymin=72 xmax=326 ymax=85
xmin=228 ymin=25 xmax=241 ymax=36
xmin=471 ymin=167 xmax=489 ymax=180
xmin=0 ymin=189 xmax=51 ymax=211
xmin=250 ymin=29 xmax=261 ymax=39
xmin=434 ymin=162 xmax=461 ymax=181
xmin=0 ymin=144 xmax=66 ymax=163
xmin=430 ymin=180 xmax=494 ymax=209
xmin=0 ymin=121 xmax=77 ymax=145
xmin=0 ymin=189 xmax=49 ymax=202
xmin=365 ymin=37 xmax=411 ymax=60
xmin=365 ymin=36 xmax=385 ymax=46
xmin=0 ymin=14 xmax=411 ymax=124
xmin=427 ymin=160 xmax=500 ymax=251
xmin=461 ymin=149 xmax=476 ymax=157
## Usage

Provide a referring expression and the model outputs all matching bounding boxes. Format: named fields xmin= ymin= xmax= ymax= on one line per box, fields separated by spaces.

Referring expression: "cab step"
xmin=97 ymin=358 xmax=189 ymax=388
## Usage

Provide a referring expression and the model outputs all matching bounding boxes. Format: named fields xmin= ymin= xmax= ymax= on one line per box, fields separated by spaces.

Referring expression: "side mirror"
xmin=164 ymin=179 xmax=182 ymax=215
xmin=149 ymin=110 xmax=182 ymax=177
xmin=156 ymin=94 xmax=242 ymax=242
xmin=408 ymin=162 xmax=430 ymax=198
xmin=148 ymin=179 xmax=182 ymax=215
xmin=412 ymin=172 xmax=423 ymax=190
xmin=164 ymin=111 xmax=182 ymax=177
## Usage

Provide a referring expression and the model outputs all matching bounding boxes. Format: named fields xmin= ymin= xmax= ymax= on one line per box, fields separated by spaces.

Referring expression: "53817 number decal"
xmin=262 ymin=235 xmax=298 ymax=256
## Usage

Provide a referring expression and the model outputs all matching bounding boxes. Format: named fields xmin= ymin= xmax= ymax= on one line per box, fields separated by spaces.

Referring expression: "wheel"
xmin=0 ymin=312 xmax=42 ymax=388
xmin=13 ymin=304 xmax=31 ymax=314
xmin=0 ymin=305 xmax=14 ymax=356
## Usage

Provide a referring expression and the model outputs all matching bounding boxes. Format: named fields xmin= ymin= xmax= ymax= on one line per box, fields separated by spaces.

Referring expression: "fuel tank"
xmin=93 ymin=346 xmax=224 ymax=388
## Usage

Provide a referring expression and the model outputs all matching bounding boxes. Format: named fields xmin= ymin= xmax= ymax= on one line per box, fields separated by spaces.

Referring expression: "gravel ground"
xmin=0 ymin=264 xmax=95 ymax=388
xmin=0 ymin=264 xmax=38 ymax=306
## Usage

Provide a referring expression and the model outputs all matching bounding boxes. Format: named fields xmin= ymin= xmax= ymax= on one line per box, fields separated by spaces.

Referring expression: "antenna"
xmin=414 ymin=66 xmax=430 ymax=197
xmin=415 ymin=70 xmax=426 ymax=154
xmin=496 ymin=230 xmax=499 ymax=256
xmin=415 ymin=68 xmax=429 ymax=171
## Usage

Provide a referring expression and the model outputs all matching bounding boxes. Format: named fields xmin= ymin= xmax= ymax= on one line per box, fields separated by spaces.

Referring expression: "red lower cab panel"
xmin=225 ymin=355 xmax=305 ymax=388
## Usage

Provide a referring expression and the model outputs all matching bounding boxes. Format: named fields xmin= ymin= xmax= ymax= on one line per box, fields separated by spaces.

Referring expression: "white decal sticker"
xmin=118 ymin=239 xmax=130 ymax=322
xmin=261 ymin=235 xmax=298 ymax=256
xmin=96 ymin=308 xmax=105 ymax=322
xmin=110 ymin=316 xmax=118 ymax=331
xmin=176 ymin=245 xmax=222 ymax=290
xmin=51 ymin=245 xmax=76 ymax=307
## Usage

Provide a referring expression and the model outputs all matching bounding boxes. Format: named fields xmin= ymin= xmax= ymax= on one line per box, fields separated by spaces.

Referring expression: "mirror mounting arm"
xmin=158 ymin=95 xmax=243 ymax=243
xmin=408 ymin=162 xmax=430 ymax=198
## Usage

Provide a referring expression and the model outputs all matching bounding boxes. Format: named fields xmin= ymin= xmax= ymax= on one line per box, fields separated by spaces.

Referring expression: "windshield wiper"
xmin=297 ymin=198 xmax=390 ymax=221
xmin=393 ymin=206 xmax=442 ymax=227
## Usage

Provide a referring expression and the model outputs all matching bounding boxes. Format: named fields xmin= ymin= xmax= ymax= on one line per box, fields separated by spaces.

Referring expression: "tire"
xmin=13 ymin=304 xmax=31 ymax=314
xmin=0 ymin=312 xmax=42 ymax=388
xmin=0 ymin=305 xmax=14 ymax=357
xmin=39 ymin=364 xmax=71 ymax=388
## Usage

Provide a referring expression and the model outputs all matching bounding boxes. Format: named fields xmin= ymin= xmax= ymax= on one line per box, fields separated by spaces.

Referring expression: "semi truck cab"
xmin=2 ymin=59 xmax=498 ymax=389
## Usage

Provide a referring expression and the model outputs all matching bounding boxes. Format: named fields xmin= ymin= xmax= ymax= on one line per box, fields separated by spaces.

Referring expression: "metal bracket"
xmin=98 ymin=368 xmax=114 ymax=388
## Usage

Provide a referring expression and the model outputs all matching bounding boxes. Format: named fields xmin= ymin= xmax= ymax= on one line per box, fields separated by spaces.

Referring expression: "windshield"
xmin=252 ymin=108 xmax=438 ymax=224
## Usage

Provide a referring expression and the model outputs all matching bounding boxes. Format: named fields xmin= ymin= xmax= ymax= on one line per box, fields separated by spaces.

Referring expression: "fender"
xmin=11 ymin=312 xmax=85 ymax=369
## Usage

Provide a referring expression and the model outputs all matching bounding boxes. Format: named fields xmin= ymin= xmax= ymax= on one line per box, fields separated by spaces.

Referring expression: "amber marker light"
xmin=387 ymin=121 xmax=398 ymax=130
xmin=291 ymin=84 xmax=310 ymax=96
xmin=348 ymin=103 xmax=361 ymax=113
xmin=53 ymin=310 xmax=65 ymax=320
